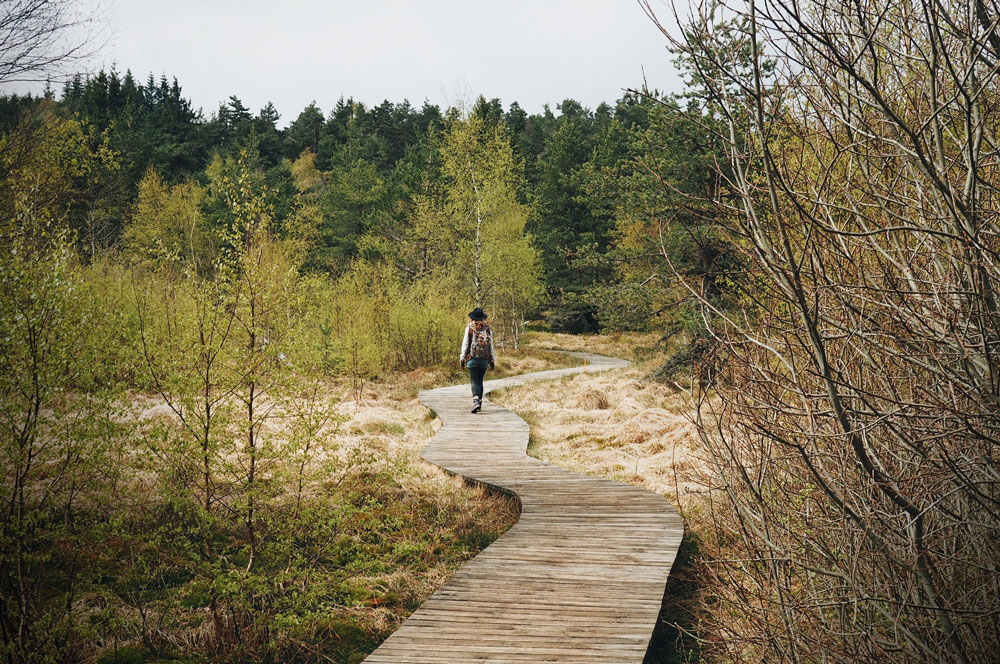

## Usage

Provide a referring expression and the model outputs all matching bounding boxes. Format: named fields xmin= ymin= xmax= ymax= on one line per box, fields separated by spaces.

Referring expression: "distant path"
xmin=364 ymin=351 xmax=684 ymax=663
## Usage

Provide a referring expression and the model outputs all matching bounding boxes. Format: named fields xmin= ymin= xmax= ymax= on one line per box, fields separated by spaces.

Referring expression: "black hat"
xmin=468 ymin=307 xmax=487 ymax=320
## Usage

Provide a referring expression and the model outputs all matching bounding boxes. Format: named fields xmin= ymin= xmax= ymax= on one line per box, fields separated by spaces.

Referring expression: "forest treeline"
xmin=0 ymin=71 xmax=721 ymax=339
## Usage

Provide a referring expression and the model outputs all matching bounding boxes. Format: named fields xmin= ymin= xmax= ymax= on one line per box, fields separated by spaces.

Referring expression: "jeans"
xmin=467 ymin=359 xmax=488 ymax=399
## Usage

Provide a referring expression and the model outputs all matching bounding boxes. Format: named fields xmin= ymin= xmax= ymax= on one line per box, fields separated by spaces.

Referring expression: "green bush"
xmin=95 ymin=644 xmax=149 ymax=664
xmin=589 ymin=282 xmax=655 ymax=332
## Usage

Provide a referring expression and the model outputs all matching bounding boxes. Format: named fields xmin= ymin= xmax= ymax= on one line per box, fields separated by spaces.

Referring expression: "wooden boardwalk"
xmin=364 ymin=351 xmax=684 ymax=663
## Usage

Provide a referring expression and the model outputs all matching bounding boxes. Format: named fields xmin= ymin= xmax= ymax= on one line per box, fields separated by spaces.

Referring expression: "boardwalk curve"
xmin=365 ymin=351 xmax=684 ymax=663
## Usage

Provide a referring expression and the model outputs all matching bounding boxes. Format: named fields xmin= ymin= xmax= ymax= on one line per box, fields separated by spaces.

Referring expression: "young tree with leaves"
xmin=432 ymin=112 xmax=541 ymax=345
xmin=0 ymin=113 xmax=121 ymax=662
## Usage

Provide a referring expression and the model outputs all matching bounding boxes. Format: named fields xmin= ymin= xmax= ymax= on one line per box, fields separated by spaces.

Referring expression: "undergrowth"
xmin=49 ymin=339 xmax=579 ymax=664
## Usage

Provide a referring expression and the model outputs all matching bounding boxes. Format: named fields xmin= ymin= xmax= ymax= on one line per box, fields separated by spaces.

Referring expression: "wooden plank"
xmin=363 ymin=351 xmax=684 ymax=663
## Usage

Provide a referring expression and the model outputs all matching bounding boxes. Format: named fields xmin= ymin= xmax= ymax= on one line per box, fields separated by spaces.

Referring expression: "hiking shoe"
xmin=472 ymin=397 xmax=481 ymax=413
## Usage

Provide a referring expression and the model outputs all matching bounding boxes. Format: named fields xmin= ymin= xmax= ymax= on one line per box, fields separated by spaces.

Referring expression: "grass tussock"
xmin=524 ymin=330 xmax=664 ymax=362
xmin=577 ymin=389 xmax=611 ymax=410
xmin=491 ymin=361 xmax=704 ymax=503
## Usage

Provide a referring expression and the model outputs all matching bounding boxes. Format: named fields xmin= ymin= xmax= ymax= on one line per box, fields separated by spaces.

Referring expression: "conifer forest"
xmin=1 ymin=0 xmax=998 ymax=662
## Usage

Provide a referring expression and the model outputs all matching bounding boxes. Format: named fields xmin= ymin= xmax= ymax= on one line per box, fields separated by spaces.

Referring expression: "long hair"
xmin=470 ymin=319 xmax=489 ymax=332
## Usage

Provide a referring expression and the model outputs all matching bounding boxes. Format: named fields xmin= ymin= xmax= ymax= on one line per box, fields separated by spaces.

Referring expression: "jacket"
xmin=460 ymin=323 xmax=497 ymax=364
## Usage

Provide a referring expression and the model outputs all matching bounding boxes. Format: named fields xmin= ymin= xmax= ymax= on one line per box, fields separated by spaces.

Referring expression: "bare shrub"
xmin=646 ymin=0 xmax=1000 ymax=661
xmin=0 ymin=0 xmax=102 ymax=86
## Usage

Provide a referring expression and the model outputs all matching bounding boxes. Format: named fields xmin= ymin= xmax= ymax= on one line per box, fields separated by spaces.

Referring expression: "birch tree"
xmin=436 ymin=113 xmax=541 ymax=346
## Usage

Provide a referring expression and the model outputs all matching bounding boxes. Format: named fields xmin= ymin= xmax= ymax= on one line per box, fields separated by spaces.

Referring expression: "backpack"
xmin=468 ymin=325 xmax=492 ymax=359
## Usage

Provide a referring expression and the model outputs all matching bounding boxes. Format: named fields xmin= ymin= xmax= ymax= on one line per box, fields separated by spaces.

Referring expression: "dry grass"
xmin=492 ymin=366 xmax=704 ymax=508
xmin=325 ymin=333 xmax=747 ymax=663
xmin=492 ymin=332 xmax=706 ymax=509
xmin=523 ymin=330 xmax=665 ymax=361
xmin=294 ymin=340 xmax=585 ymax=648
xmin=361 ymin=344 xmax=578 ymax=404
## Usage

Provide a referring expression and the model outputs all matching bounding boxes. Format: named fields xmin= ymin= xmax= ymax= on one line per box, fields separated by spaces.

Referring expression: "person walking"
xmin=460 ymin=307 xmax=496 ymax=413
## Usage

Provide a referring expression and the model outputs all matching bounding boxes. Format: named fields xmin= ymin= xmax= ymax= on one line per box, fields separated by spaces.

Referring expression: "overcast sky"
xmin=9 ymin=0 xmax=688 ymax=127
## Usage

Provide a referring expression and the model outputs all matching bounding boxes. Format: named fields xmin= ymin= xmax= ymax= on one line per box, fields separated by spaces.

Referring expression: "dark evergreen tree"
xmin=47 ymin=69 xmax=206 ymax=252
xmin=504 ymin=101 xmax=527 ymax=144
xmin=205 ymin=95 xmax=253 ymax=153
xmin=528 ymin=100 xmax=603 ymax=321
xmin=0 ymin=92 xmax=41 ymax=132
xmin=254 ymin=102 xmax=283 ymax=166
xmin=415 ymin=100 xmax=444 ymax=135
xmin=471 ymin=96 xmax=504 ymax=127
xmin=283 ymin=101 xmax=324 ymax=159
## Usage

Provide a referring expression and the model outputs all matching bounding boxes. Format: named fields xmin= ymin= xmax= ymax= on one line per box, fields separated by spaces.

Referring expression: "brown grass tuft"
xmin=577 ymin=389 xmax=611 ymax=410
